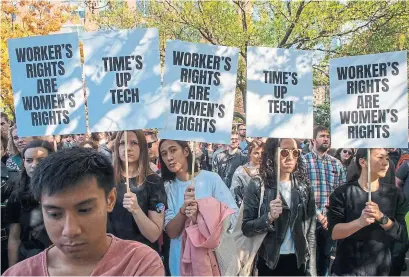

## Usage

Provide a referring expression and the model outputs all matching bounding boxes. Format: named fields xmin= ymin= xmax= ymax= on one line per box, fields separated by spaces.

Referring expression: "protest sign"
xmin=247 ymin=47 xmax=313 ymax=138
xmin=160 ymin=40 xmax=239 ymax=144
xmin=83 ymin=28 xmax=163 ymax=132
xmin=330 ymin=51 xmax=408 ymax=148
xmin=7 ymin=32 xmax=86 ymax=137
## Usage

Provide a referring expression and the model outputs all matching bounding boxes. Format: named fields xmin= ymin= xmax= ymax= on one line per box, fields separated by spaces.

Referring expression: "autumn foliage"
xmin=1 ymin=0 xmax=76 ymax=119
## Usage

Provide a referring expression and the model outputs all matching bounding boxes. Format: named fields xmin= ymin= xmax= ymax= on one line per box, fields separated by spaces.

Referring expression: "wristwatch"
xmin=377 ymin=214 xmax=388 ymax=225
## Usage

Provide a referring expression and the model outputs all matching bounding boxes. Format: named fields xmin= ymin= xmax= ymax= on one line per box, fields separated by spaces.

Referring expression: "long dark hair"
xmin=158 ymin=139 xmax=198 ymax=183
xmin=259 ymin=138 xmax=310 ymax=188
xmin=335 ymin=148 xmax=355 ymax=167
xmin=355 ymin=148 xmax=369 ymax=172
xmin=10 ymin=140 xmax=55 ymax=209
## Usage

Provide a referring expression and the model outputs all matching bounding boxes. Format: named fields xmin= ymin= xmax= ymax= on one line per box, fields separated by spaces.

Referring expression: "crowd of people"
xmin=1 ymin=111 xmax=409 ymax=276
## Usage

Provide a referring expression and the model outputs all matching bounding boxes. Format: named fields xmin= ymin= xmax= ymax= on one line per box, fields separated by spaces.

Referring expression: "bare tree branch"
xmin=233 ymin=0 xmax=248 ymax=60
xmin=287 ymin=0 xmax=292 ymax=17
xmin=162 ymin=0 xmax=218 ymax=45
xmin=282 ymin=4 xmax=406 ymax=49
xmin=313 ymin=65 xmax=329 ymax=78
xmin=278 ymin=0 xmax=306 ymax=47
xmin=267 ymin=1 xmax=291 ymax=23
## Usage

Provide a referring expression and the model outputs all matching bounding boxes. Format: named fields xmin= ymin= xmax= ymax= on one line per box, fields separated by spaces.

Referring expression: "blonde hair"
xmin=7 ymin=125 xmax=19 ymax=156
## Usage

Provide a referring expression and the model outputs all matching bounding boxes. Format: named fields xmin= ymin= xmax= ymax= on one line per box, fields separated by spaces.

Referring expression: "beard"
xmin=317 ymin=144 xmax=329 ymax=152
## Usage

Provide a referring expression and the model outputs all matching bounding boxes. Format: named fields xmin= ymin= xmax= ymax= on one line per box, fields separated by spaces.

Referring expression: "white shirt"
xmin=164 ymin=170 xmax=239 ymax=276
xmin=279 ymin=181 xmax=295 ymax=254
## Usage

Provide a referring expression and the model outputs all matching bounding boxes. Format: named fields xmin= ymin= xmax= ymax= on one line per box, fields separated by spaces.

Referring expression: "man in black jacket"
xmin=212 ymin=131 xmax=248 ymax=188
xmin=1 ymin=161 xmax=19 ymax=274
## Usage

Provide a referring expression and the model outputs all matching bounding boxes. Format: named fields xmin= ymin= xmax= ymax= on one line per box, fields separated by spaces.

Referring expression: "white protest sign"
xmin=247 ymin=47 xmax=313 ymax=138
xmin=83 ymin=28 xmax=163 ymax=132
xmin=330 ymin=51 xmax=408 ymax=148
xmin=7 ymin=33 xmax=86 ymax=137
xmin=160 ymin=40 xmax=239 ymax=144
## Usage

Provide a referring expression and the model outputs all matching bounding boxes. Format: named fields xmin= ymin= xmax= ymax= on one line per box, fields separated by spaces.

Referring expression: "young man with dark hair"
xmin=144 ymin=131 xmax=159 ymax=163
xmin=237 ymin=123 xmax=249 ymax=153
xmin=73 ymin=133 xmax=87 ymax=145
xmin=212 ymin=131 xmax=248 ymax=188
xmin=144 ymin=130 xmax=160 ymax=174
xmin=3 ymin=148 xmax=165 ymax=276
xmin=302 ymin=125 xmax=346 ymax=276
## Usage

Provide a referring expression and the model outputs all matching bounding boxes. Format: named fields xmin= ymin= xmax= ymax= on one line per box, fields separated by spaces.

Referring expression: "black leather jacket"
xmin=242 ymin=176 xmax=317 ymax=276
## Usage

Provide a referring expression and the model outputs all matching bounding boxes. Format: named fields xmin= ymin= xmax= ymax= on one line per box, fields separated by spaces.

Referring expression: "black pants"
xmin=1 ymin=237 xmax=8 ymax=274
xmin=257 ymin=254 xmax=306 ymax=276
xmin=316 ymin=222 xmax=335 ymax=276
xmin=389 ymin=240 xmax=409 ymax=276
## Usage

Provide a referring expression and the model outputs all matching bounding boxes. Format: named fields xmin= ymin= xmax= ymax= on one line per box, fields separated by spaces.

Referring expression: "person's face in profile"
xmin=145 ymin=134 xmax=159 ymax=161
xmin=41 ymin=177 xmax=116 ymax=260
xmin=1 ymin=117 xmax=10 ymax=138
xmin=369 ymin=148 xmax=390 ymax=178
xmin=12 ymin=128 xmax=34 ymax=154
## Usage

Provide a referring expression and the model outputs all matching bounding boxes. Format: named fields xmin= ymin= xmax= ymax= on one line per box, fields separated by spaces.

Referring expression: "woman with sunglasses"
xmin=7 ymin=140 xmax=54 ymax=267
xmin=242 ymin=138 xmax=316 ymax=276
xmin=328 ymin=148 xmax=408 ymax=276
xmin=159 ymin=139 xmax=238 ymax=276
xmin=108 ymin=130 xmax=166 ymax=251
xmin=335 ymin=148 xmax=355 ymax=169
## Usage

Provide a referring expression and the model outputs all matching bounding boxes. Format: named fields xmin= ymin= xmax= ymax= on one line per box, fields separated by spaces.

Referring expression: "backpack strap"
xmin=242 ymin=166 xmax=252 ymax=177
xmin=253 ymin=176 xmax=265 ymax=217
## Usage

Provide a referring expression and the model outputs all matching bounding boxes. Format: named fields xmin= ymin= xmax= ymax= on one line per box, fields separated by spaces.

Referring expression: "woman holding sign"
xmin=328 ymin=148 xmax=409 ymax=276
xmin=108 ymin=130 xmax=166 ymax=251
xmin=7 ymin=140 xmax=54 ymax=266
xmin=159 ymin=139 xmax=238 ymax=276
xmin=242 ymin=138 xmax=316 ymax=276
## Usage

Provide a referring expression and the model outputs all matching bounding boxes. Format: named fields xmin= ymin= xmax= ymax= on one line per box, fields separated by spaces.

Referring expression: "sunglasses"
xmin=147 ymin=141 xmax=157 ymax=149
xmin=343 ymin=150 xmax=352 ymax=155
xmin=280 ymin=149 xmax=301 ymax=158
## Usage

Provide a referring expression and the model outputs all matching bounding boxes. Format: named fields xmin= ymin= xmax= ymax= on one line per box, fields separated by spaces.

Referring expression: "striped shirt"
xmin=302 ymin=150 xmax=346 ymax=215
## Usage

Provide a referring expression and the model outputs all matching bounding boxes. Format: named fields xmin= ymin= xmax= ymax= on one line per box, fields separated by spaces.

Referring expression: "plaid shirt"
xmin=302 ymin=150 xmax=346 ymax=215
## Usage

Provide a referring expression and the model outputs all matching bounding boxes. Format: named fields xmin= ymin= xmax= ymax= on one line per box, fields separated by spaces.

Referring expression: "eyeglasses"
xmin=280 ymin=149 xmax=301 ymax=158
xmin=239 ymin=129 xmax=246 ymax=131
xmin=147 ymin=141 xmax=157 ymax=149
xmin=343 ymin=150 xmax=352 ymax=155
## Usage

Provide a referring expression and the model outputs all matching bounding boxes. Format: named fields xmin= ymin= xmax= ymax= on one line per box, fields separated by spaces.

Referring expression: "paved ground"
xmin=403 ymin=251 xmax=409 ymax=276
xmin=330 ymin=250 xmax=409 ymax=276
